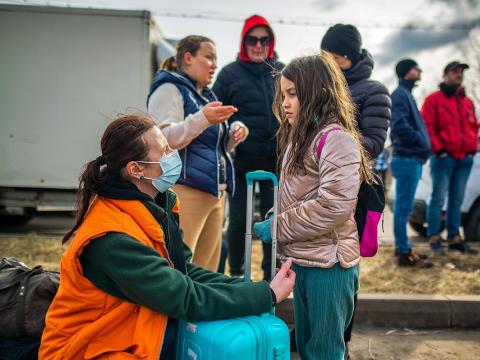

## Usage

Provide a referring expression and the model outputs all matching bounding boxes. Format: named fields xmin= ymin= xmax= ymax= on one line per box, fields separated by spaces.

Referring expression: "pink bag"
xmin=317 ymin=127 xmax=384 ymax=257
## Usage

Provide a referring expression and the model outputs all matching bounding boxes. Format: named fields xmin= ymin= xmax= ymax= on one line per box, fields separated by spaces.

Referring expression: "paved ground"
xmin=291 ymin=326 xmax=480 ymax=360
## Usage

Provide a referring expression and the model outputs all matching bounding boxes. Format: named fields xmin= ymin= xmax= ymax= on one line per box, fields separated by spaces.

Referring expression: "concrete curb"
xmin=276 ymin=294 xmax=480 ymax=328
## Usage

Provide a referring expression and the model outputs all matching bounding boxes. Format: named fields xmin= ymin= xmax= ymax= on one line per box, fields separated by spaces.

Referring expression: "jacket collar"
xmin=97 ymin=173 xmax=177 ymax=219
xmin=399 ymin=79 xmax=416 ymax=92
xmin=342 ymin=49 xmax=374 ymax=86
xmin=235 ymin=55 xmax=279 ymax=77
xmin=177 ymin=71 xmax=214 ymax=99
xmin=439 ymin=82 xmax=465 ymax=97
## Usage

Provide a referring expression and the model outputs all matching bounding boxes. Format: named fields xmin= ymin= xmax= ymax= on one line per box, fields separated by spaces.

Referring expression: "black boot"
xmin=398 ymin=251 xmax=434 ymax=268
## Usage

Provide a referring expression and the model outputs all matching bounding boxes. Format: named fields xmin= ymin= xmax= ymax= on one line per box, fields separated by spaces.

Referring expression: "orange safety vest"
xmin=39 ymin=197 xmax=179 ymax=359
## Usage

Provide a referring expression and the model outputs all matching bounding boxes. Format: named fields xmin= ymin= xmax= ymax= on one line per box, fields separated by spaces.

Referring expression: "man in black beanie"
xmin=321 ymin=23 xmax=391 ymax=360
xmin=390 ymin=59 xmax=432 ymax=268
xmin=321 ymin=24 xmax=363 ymax=65
xmin=321 ymin=23 xmax=391 ymax=159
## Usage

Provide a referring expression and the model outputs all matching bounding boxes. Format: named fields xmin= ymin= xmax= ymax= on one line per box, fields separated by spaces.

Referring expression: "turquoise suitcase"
xmin=176 ymin=171 xmax=290 ymax=360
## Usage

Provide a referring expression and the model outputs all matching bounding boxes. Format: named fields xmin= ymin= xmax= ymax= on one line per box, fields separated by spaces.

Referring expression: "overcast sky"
xmin=4 ymin=0 xmax=480 ymax=102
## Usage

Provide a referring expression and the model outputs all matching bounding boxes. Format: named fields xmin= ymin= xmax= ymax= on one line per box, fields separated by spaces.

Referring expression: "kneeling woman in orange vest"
xmin=39 ymin=114 xmax=295 ymax=360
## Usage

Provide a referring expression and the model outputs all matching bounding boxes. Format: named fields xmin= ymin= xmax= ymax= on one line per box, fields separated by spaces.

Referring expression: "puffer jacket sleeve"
xmin=212 ymin=66 xmax=241 ymax=124
xmin=357 ymin=82 xmax=391 ymax=159
xmin=390 ymin=89 xmax=423 ymax=146
xmin=148 ymin=83 xmax=211 ymax=150
xmin=276 ymin=131 xmax=361 ymax=242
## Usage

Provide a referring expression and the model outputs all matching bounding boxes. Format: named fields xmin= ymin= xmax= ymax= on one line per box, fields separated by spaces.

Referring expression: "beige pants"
xmin=173 ymin=184 xmax=225 ymax=271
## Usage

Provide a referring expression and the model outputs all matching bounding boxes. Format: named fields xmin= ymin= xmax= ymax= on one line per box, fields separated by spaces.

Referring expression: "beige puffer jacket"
xmin=275 ymin=124 xmax=362 ymax=268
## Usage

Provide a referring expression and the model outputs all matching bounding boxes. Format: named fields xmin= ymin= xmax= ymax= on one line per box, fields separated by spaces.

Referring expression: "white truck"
xmin=0 ymin=4 xmax=171 ymax=225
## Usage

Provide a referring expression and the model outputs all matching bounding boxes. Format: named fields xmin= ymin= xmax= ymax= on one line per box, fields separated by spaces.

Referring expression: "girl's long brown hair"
xmin=62 ymin=114 xmax=156 ymax=243
xmin=273 ymin=51 xmax=373 ymax=183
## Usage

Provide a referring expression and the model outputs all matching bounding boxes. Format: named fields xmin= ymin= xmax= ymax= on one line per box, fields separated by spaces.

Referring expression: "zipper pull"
xmin=381 ymin=211 xmax=385 ymax=233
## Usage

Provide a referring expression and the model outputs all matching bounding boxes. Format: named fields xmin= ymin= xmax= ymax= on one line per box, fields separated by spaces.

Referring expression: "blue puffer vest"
xmin=148 ymin=70 xmax=234 ymax=197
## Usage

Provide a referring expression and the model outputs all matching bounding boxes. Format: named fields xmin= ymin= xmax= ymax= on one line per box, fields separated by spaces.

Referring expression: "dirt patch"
xmin=1 ymin=236 xmax=479 ymax=295
xmin=358 ymin=244 xmax=480 ymax=295
xmin=0 ymin=235 xmax=64 ymax=272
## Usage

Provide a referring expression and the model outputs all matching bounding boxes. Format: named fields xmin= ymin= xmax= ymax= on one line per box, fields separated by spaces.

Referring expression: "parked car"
xmin=388 ymin=152 xmax=480 ymax=242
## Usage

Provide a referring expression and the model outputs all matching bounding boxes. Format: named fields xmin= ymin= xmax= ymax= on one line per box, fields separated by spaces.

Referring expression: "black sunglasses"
xmin=245 ymin=35 xmax=270 ymax=47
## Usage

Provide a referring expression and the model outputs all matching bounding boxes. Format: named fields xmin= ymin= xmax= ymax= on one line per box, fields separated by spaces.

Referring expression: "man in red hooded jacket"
xmin=213 ymin=15 xmax=284 ymax=280
xmin=421 ymin=61 xmax=479 ymax=254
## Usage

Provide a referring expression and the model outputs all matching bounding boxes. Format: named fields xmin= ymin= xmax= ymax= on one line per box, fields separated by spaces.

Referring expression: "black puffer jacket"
xmin=213 ymin=57 xmax=284 ymax=174
xmin=343 ymin=50 xmax=391 ymax=159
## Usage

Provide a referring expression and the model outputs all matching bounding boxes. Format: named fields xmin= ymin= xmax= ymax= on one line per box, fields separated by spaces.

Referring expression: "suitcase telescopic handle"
xmin=244 ymin=171 xmax=278 ymax=285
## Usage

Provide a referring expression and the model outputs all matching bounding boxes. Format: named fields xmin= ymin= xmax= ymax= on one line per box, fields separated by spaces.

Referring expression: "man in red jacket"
xmin=421 ymin=61 xmax=479 ymax=254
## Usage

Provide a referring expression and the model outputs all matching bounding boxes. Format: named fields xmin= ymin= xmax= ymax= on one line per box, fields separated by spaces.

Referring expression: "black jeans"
xmin=227 ymin=172 xmax=273 ymax=280
xmin=344 ymin=293 xmax=357 ymax=343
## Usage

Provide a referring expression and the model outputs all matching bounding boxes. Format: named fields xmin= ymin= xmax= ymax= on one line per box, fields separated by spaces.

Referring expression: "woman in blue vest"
xmin=148 ymin=35 xmax=249 ymax=271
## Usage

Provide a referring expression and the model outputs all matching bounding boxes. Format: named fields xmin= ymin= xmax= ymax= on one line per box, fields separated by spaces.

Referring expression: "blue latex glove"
xmin=254 ymin=216 xmax=273 ymax=244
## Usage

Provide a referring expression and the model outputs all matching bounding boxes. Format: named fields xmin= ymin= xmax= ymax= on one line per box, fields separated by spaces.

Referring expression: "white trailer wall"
xmin=0 ymin=5 xmax=152 ymax=189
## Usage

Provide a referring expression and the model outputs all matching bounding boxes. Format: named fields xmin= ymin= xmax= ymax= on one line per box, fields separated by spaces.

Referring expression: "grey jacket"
xmin=275 ymin=125 xmax=362 ymax=268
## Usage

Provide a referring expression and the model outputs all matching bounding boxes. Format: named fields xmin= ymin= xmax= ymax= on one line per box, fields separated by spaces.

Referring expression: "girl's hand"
xmin=230 ymin=121 xmax=249 ymax=144
xmin=270 ymin=259 xmax=295 ymax=303
xmin=253 ymin=216 xmax=272 ymax=243
xmin=202 ymin=101 xmax=237 ymax=124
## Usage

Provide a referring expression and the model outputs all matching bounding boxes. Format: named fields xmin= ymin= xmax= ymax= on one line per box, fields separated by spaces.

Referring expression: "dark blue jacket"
xmin=212 ymin=57 xmax=283 ymax=174
xmin=148 ymin=71 xmax=234 ymax=196
xmin=390 ymin=79 xmax=431 ymax=163
xmin=342 ymin=50 xmax=391 ymax=159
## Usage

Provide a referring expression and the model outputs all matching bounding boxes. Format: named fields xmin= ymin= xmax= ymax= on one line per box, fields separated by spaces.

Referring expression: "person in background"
xmin=39 ymin=114 xmax=295 ymax=360
xmin=147 ymin=35 xmax=249 ymax=271
xmin=213 ymin=15 xmax=284 ymax=280
xmin=321 ymin=23 xmax=391 ymax=159
xmin=390 ymin=59 xmax=433 ymax=267
xmin=421 ymin=61 xmax=479 ymax=255
xmin=374 ymin=148 xmax=390 ymax=191
xmin=321 ymin=23 xmax=391 ymax=358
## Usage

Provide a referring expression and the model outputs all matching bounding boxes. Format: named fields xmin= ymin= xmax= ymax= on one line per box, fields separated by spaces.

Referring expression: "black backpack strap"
xmin=14 ymin=267 xmax=44 ymax=337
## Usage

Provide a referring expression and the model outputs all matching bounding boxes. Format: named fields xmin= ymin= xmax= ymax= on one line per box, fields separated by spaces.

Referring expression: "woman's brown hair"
xmin=161 ymin=35 xmax=214 ymax=72
xmin=272 ymin=51 xmax=373 ymax=183
xmin=62 ymin=114 xmax=156 ymax=243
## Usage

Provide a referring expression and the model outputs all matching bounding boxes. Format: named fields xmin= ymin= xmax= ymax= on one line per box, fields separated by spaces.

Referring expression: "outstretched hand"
xmin=202 ymin=101 xmax=237 ymax=124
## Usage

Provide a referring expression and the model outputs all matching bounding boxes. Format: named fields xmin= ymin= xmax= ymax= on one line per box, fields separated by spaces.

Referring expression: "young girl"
xmin=255 ymin=52 xmax=374 ymax=359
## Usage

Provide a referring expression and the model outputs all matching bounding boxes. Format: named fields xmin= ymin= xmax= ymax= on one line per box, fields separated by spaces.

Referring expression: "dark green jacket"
xmin=79 ymin=179 xmax=272 ymax=322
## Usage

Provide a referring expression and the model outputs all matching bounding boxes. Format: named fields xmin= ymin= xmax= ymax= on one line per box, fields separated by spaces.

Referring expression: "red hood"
xmin=239 ymin=15 xmax=275 ymax=62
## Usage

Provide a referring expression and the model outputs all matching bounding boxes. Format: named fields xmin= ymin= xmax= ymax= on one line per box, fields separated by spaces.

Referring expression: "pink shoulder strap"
xmin=316 ymin=126 xmax=342 ymax=159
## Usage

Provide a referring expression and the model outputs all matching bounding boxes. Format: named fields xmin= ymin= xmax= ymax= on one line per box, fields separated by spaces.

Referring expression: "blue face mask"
xmin=138 ymin=150 xmax=182 ymax=193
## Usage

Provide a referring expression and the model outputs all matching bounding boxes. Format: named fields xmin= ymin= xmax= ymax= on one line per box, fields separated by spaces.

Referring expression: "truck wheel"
xmin=408 ymin=221 xmax=428 ymax=237
xmin=0 ymin=208 xmax=35 ymax=226
xmin=408 ymin=220 xmax=445 ymax=238
xmin=464 ymin=201 xmax=480 ymax=242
